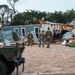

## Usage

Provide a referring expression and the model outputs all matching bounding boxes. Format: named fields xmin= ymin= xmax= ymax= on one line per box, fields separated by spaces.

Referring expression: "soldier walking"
xmin=27 ymin=31 xmax=33 ymax=46
xmin=39 ymin=30 xmax=45 ymax=47
xmin=45 ymin=28 xmax=52 ymax=48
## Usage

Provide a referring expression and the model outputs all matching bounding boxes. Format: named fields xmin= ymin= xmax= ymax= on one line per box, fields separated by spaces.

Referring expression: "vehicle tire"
xmin=8 ymin=64 xmax=15 ymax=75
xmin=0 ymin=60 xmax=8 ymax=75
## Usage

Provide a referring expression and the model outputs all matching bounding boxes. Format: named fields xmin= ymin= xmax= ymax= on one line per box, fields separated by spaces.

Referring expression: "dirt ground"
xmin=12 ymin=44 xmax=75 ymax=74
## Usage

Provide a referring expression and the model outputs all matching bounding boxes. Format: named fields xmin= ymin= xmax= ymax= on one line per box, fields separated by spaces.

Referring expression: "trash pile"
xmin=61 ymin=29 xmax=75 ymax=47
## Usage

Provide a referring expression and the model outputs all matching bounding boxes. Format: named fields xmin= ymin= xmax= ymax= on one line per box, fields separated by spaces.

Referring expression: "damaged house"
xmin=2 ymin=24 xmax=40 ymax=43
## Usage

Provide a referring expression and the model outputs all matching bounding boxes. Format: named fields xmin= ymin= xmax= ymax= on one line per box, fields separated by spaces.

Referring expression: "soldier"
xmin=39 ymin=30 xmax=45 ymax=47
xmin=45 ymin=28 xmax=52 ymax=48
xmin=27 ymin=31 xmax=33 ymax=46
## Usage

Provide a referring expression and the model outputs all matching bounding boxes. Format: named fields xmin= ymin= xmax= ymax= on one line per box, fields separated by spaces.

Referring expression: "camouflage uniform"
xmin=45 ymin=28 xmax=52 ymax=48
xmin=39 ymin=31 xmax=45 ymax=47
xmin=27 ymin=32 xmax=33 ymax=46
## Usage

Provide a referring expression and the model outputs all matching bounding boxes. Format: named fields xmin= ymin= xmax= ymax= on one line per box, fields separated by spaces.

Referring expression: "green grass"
xmin=69 ymin=44 xmax=75 ymax=48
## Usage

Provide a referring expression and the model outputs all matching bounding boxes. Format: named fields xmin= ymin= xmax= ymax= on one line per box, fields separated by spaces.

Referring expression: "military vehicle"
xmin=0 ymin=42 xmax=25 ymax=75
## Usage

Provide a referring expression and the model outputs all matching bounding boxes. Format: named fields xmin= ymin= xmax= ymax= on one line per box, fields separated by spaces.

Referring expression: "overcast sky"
xmin=0 ymin=0 xmax=75 ymax=13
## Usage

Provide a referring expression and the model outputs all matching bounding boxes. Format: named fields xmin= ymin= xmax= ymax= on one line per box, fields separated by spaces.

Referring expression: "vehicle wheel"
xmin=8 ymin=64 xmax=15 ymax=75
xmin=0 ymin=60 xmax=8 ymax=75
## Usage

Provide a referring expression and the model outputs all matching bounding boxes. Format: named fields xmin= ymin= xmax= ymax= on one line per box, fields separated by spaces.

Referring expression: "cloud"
xmin=0 ymin=0 xmax=8 ymax=5
xmin=0 ymin=0 xmax=75 ymax=13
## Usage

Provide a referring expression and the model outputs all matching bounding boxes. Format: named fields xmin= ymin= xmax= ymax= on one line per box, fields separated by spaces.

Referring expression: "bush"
xmin=69 ymin=44 xmax=75 ymax=48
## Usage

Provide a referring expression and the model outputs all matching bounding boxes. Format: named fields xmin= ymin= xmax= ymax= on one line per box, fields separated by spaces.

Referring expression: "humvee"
xmin=0 ymin=42 xmax=25 ymax=75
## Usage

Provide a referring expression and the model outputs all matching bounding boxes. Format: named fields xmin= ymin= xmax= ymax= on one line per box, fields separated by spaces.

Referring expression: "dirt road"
xmin=11 ymin=44 xmax=75 ymax=75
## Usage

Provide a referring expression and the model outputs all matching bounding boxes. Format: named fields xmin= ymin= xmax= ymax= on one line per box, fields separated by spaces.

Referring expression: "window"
xmin=14 ymin=28 xmax=19 ymax=34
xmin=21 ymin=28 xmax=26 ymax=37
xmin=34 ymin=27 xmax=39 ymax=38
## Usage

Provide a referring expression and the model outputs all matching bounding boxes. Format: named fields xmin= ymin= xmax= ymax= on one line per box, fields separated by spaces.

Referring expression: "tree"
xmin=9 ymin=9 xmax=75 ymax=25
xmin=10 ymin=13 xmax=26 ymax=25
xmin=66 ymin=9 xmax=75 ymax=23
xmin=0 ymin=4 xmax=9 ymax=26
xmin=7 ymin=0 xmax=19 ymax=18
xmin=5 ymin=8 xmax=13 ymax=25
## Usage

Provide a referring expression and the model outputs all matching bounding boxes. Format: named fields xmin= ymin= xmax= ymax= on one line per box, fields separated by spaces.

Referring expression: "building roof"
xmin=44 ymin=21 xmax=61 ymax=25
xmin=3 ymin=24 xmax=40 ymax=28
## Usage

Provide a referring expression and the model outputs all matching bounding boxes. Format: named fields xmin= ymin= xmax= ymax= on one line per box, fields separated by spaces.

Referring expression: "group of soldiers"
xmin=39 ymin=28 xmax=52 ymax=48
xmin=27 ymin=28 xmax=52 ymax=48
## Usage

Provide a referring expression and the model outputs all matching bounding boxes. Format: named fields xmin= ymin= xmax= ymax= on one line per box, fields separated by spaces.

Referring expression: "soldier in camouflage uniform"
xmin=27 ymin=31 xmax=33 ymax=46
xmin=39 ymin=30 xmax=45 ymax=47
xmin=45 ymin=28 xmax=52 ymax=48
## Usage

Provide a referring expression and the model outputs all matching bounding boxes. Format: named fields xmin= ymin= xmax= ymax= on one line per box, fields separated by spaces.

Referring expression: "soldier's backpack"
xmin=40 ymin=34 xmax=44 ymax=40
xmin=28 ymin=33 xmax=33 ymax=38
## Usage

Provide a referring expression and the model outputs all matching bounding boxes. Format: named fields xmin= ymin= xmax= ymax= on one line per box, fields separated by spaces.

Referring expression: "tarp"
xmin=63 ymin=36 xmax=73 ymax=40
xmin=63 ymin=32 xmax=72 ymax=37
xmin=31 ymin=31 xmax=38 ymax=43
xmin=69 ymin=20 xmax=75 ymax=25
xmin=72 ymin=29 xmax=75 ymax=34
xmin=69 ymin=20 xmax=75 ymax=27
xmin=62 ymin=32 xmax=73 ymax=40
